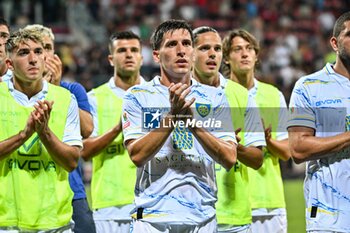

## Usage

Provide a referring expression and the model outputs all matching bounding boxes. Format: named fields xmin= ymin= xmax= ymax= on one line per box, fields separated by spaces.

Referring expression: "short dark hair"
xmin=108 ymin=31 xmax=141 ymax=53
xmin=193 ymin=26 xmax=218 ymax=46
xmin=150 ymin=19 xmax=193 ymax=50
xmin=0 ymin=18 xmax=10 ymax=32
xmin=333 ymin=11 xmax=350 ymax=38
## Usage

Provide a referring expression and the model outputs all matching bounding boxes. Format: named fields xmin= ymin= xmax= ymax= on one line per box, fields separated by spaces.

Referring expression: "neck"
xmin=13 ymin=78 xmax=43 ymax=99
xmin=114 ymin=72 xmax=141 ymax=91
xmin=159 ymin=71 xmax=191 ymax=87
xmin=333 ymin=58 xmax=350 ymax=79
xmin=193 ymin=70 xmax=220 ymax=87
xmin=229 ymin=70 xmax=255 ymax=90
xmin=0 ymin=64 xmax=7 ymax=76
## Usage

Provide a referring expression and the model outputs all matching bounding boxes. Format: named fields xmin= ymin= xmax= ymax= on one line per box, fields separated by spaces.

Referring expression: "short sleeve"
xmin=288 ymin=80 xmax=316 ymax=129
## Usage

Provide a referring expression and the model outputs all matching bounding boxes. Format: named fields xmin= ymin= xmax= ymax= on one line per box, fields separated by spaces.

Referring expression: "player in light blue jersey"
xmin=288 ymin=11 xmax=350 ymax=233
xmin=122 ymin=19 xmax=237 ymax=233
xmin=0 ymin=18 xmax=11 ymax=82
xmin=192 ymin=26 xmax=265 ymax=233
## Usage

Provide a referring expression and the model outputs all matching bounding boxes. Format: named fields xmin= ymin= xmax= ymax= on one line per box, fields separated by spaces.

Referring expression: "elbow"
xmin=291 ymin=149 xmax=307 ymax=164
xmin=222 ymin=144 xmax=237 ymax=170
xmin=252 ymin=157 xmax=263 ymax=170
xmin=66 ymin=159 xmax=78 ymax=172
xmin=80 ymin=149 xmax=90 ymax=161
xmin=130 ymin=154 xmax=146 ymax=167
xmin=81 ymin=125 xmax=93 ymax=139
xmin=280 ymin=152 xmax=292 ymax=162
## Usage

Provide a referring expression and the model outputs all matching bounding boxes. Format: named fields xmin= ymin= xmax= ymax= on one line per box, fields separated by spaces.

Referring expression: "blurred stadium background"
xmin=3 ymin=0 xmax=349 ymax=232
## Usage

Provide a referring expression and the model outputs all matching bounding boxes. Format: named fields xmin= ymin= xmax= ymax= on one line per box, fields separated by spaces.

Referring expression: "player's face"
xmin=193 ymin=31 xmax=222 ymax=79
xmin=42 ymin=35 xmax=54 ymax=79
xmin=42 ymin=35 xmax=54 ymax=56
xmin=154 ymin=29 xmax=193 ymax=80
xmin=227 ymin=36 xmax=257 ymax=75
xmin=7 ymin=40 xmax=45 ymax=83
xmin=0 ymin=25 xmax=10 ymax=65
xmin=336 ymin=21 xmax=350 ymax=67
xmin=109 ymin=39 xmax=143 ymax=77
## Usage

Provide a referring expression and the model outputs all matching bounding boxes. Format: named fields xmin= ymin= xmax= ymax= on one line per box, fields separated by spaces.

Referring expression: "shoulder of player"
xmin=192 ymin=82 xmax=225 ymax=102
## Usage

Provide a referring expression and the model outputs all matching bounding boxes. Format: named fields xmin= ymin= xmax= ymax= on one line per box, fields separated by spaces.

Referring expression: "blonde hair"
xmin=6 ymin=28 xmax=43 ymax=54
xmin=23 ymin=24 xmax=55 ymax=41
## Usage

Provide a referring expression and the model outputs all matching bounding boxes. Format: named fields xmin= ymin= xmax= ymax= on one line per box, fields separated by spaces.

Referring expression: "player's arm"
xmin=0 ymin=115 xmax=35 ymax=160
xmin=187 ymin=85 xmax=236 ymax=170
xmin=235 ymin=97 xmax=265 ymax=169
xmin=265 ymin=138 xmax=290 ymax=161
xmin=265 ymin=91 xmax=291 ymax=161
xmin=237 ymin=144 xmax=263 ymax=170
xmin=81 ymin=122 xmax=122 ymax=161
xmin=125 ymin=115 xmax=174 ymax=167
xmin=32 ymin=100 xmax=79 ymax=172
xmin=288 ymin=126 xmax=350 ymax=164
xmin=189 ymin=127 xmax=237 ymax=170
xmin=79 ymin=109 xmax=93 ymax=138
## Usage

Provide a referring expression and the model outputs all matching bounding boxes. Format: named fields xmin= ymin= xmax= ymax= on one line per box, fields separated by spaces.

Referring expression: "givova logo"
xmin=143 ymin=109 xmax=162 ymax=129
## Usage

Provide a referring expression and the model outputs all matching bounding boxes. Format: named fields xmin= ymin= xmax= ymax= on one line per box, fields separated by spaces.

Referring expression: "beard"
xmin=338 ymin=47 xmax=350 ymax=72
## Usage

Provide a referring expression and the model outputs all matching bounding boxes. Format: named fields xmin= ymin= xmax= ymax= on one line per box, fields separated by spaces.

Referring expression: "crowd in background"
xmin=1 ymin=0 xmax=348 ymax=178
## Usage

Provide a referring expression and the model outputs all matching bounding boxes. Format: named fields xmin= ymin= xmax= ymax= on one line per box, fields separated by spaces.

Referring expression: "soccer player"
xmin=222 ymin=29 xmax=290 ymax=233
xmin=0 ymin=28 xmax=81 ymax=232
xmin=0 ymin=18 xmax=11 ymax=81
xmin=122 ymin=19 xmax=237 ymax=233
xmin=82 ymin=31 xmax=144 ymax=233
xmin=288 ymin=11 xmax=350 ymax=233
xmin=23 ymin=24 xmax=95 ymax=233
xmin=192 ymin=26 xmax=265 ymax=233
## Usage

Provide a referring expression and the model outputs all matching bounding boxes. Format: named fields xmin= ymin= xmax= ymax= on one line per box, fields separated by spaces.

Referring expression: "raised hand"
xmin=168 ymin=82 xmax=195 ymax=119
xmin=32 ymin=100 xmax=54 ymax=134
xmin=44 ymin=54 xmax=62 ymax=85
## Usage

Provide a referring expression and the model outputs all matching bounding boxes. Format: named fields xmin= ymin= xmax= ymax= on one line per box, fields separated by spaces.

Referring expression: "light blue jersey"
xmin=1 ymin=69 xmax=12 ymax=82
xmin=288 ymin=63 xmax=350 ymax=232
xmin=122 ymin=76 xmax=236 ymax=225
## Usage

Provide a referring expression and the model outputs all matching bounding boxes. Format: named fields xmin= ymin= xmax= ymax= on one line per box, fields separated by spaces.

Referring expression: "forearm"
xmin=289 ymin=129 xmax=350 ymax=163
xmin=79 ymin=109 xmax=93 ymax=139
xmin=0 ymin=131 xmax=32 ymax=160
xmin=266 ymin=138 xmax=291 ymax=161
xmin=190 ymin=127 xmax=236 ymax=170
xmin=126 ymin=116 xmax=173 ymax=167
xmin=39 ymin=129 xmax=79 ymax=172
xmin=237 ymin=145 xmax=263 ymax=170
xmin=81 ymin=124 xmax=121 ymax=161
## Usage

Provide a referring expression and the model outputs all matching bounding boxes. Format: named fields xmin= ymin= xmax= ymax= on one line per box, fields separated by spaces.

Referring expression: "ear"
xmin=153 ymin=50 xmax=160 ymax=63
xmin=5 ymin=58 xmax=14 ymax=71
xmin=330 ymin=36 xmax=338 ymax=53
xmin=107 ymin=54 xmax=114 ymax=67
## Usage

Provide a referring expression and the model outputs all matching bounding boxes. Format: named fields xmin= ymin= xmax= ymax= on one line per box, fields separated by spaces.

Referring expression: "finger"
xmin=261 ymin=118 xmax=265 ymax=129
xmin=235 ymin=127 xmax=242 ymax=135
xmin=183 ymin=97 xmax=195 ymax=109
xmin=179 ymin=86 xmax=191 ymax=101
xmin=236 ymin=135 xmax=241 ymax=143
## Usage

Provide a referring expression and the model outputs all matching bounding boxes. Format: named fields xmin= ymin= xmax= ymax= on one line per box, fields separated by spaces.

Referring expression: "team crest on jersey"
xmin=195 ymin=103 xmax=211 ymax=118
